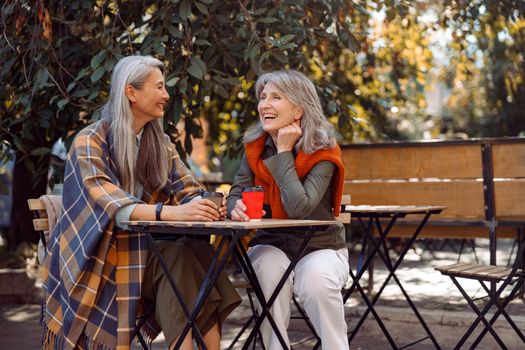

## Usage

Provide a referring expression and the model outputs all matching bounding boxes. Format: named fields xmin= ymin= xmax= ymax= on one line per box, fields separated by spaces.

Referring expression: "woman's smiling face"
xmin=257 ymin=83 xmax=302 ymax=137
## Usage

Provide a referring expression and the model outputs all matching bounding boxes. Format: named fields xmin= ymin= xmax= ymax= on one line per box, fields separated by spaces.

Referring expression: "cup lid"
xmin=242 ymin=186 xmax=264 ymax=192
xmin=201 ymin=191 xmax=223 ymax=197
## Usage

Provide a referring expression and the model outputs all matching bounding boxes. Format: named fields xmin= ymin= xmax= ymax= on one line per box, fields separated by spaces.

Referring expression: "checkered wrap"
xmin=41 ymin=120 xmax=201 ymax=350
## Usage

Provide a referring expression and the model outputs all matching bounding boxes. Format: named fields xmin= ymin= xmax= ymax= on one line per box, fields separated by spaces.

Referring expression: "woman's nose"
xmin=259 ymin=99 xmax=270 ymax=109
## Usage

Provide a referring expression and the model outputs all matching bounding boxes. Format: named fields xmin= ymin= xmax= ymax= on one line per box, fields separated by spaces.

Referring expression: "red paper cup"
xmin=242 ymin=186 xmax=264 ymax=221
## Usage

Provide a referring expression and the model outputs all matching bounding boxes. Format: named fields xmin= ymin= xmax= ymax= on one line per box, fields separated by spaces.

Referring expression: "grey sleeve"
xmin=264 ymin=151 xmax=335 ymax=219
xmin=226 ymin=154 xmax=254 ymax=217
xmin=115 ymin=203 xmax=139 ymax=229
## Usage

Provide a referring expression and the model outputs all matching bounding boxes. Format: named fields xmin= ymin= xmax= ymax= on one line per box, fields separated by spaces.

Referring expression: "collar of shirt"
xmin=262 ymin=133 xmax=297 ymax=159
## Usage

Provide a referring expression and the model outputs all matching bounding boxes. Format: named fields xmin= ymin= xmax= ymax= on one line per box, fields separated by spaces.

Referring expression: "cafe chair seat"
xmin=435 ymin=229 xmax=525 ymax=350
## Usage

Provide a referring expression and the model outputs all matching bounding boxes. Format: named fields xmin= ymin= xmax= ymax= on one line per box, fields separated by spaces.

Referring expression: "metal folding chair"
xmin=435 ymin=228 xmax=525 ymax=349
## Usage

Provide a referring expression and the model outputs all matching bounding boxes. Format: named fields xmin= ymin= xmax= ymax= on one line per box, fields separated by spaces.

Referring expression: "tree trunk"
xmin=6 ymin=157 xmax=48 ymax=250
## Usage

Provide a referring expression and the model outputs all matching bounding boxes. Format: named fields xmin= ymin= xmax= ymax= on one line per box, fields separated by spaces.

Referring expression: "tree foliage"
xmin=4 ymin=0 xmax=525 ymax=247
xmin=438 ymin=0 xmax=525 ymax=137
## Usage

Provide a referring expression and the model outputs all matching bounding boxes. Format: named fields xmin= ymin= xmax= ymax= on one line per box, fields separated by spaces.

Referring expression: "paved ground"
xmin=1 ymin=238 xmax=524 ymax=349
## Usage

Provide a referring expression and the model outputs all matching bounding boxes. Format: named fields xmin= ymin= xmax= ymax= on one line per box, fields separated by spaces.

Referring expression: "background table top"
xmin=342 ymin=204 xmax=447 ymax=214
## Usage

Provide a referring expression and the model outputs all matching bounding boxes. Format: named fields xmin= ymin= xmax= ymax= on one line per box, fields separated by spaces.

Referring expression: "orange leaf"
xmin=37 ymin=1 xmax=52 ymax=42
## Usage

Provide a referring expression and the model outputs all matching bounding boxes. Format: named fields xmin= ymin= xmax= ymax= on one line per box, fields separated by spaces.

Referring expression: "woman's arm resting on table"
xmin=128 ymin=200 xmax=221 ymax=222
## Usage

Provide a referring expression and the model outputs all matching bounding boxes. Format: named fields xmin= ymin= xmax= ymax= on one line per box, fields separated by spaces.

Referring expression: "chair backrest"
xmin=337 ymin=194 xmax=351 ymax=224
xmin=27 ymin=195 xmax=62 ymax=263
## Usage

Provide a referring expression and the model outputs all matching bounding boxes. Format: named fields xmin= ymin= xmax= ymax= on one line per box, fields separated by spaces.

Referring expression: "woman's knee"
xmin=294 ymin=266 xmax=342 ymax=300
xmin=248 ymin=245 xmax=292 ymax=292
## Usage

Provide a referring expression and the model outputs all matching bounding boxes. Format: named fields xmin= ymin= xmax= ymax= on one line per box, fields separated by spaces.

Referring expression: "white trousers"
xmin=248 ymin=245 xmax=350 ymax=350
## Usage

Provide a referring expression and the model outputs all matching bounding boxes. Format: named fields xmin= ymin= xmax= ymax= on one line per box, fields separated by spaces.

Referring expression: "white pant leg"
xmin=248 ymin=245 xmax=293 ymax=350
xmin=294 ymin=248 xmax=350 ymax=350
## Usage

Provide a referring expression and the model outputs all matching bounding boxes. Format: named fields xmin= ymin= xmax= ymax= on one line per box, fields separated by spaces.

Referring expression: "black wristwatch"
xmin=155 ymin=202 xmax=164 ymax=221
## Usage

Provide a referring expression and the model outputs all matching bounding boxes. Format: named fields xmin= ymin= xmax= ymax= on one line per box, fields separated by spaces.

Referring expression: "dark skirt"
xmin=141 ymin=237 xmax=241 ymax=346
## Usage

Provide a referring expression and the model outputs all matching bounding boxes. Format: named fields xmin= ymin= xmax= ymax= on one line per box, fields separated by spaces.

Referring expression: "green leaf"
xmin=327 ymin=100 xmax=338 ymax=114
xmin=187 ymin=65 xmax=203 ymax=79
xmin=66 ymin=81 xmax=77 ymax=93
xmin=180 ymin=0 xmax=192 ymax=20
xmin=179 ymin=79 xmax=188 ymax=94
xmin=191 ymin=56 xmax=207 ymax=72
xmin=195 ymin=1 xmax=209 ymax=15
xmin=258 ymin=17 xmax=279 ymax=24
xmin=72 ymin=89 xmax=90 ymax=98
xmin=279 ymin=34 xmax=295 ymax=44
xmin=246 ymin=42 xmax=261 ymax=60
xmin=76 ymin=67 xmax=90 ymax=80
xmin=272 ymin=51 xmax=288 ymax=64
xmin=195 ymin=39 xmax=212 ymax=46
xmin=278 ymin=43 xmax=297 ymax=50
xmin=187 ymin=56 xmax=207 ymax=79
xmin=90 ymin=51 xmax=106 ymax=70
xmin=91 ymin=66 xmax=105 ymax=83
xmin=34 ymin=69 xmax=49 ymax=85
xmin=166 ymin=76 xmax=180 ymax=87
xmin=57 ymin=99 xmax=68 ymax=109
xmin=87 ymin=90 xmax=99 ymax=101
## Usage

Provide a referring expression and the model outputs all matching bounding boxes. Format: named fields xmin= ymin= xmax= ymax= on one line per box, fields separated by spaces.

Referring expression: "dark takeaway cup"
xmin=242 ymin=186 xmax=264 ymax=221
xmin=201 ymin=191 xmax=224 ymax=211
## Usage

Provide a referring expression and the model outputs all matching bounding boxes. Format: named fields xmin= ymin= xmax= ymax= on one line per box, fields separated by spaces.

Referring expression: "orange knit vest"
xmin=245 ymin=134 xmax=345 ymax=219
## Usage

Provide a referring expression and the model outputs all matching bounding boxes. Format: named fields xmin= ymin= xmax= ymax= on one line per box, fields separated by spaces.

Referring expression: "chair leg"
xmin=470 ymin=279 xmax=525 ymax=348
xmin=451 ymin=277 xmax=509 ymax=350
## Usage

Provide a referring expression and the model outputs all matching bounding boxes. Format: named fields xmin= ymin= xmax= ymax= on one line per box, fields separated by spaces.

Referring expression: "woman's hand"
xmin=230 ymin=199 xmax=249 ymax=222
xmin=164 ymin=199 xmax=220 ymax=221
xmin=276 ymin=121 xmax=302 ymax=153
xmin=219 ymin=197 xmax=227 ymax=221
xmin=230 ymin=199 xmax=266 ymax=221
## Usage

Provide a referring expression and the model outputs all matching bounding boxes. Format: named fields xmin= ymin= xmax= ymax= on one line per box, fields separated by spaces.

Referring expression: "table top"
xmin=342 ymin=204 xmax=447 ymax=214
xmin=121 ymin=218 xmax=338 ymax=230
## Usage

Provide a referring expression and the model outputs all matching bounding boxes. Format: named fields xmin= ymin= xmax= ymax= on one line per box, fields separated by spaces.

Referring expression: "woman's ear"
xmin=294 ymin=107 xmax=303 ymax=121
xmin=124 ymin=84 xmax=136 ymax=103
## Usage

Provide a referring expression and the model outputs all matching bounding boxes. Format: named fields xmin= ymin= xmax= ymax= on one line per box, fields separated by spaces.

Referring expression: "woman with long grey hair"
xmin=227 ymin=70 xmax=349 ymax=349
xmin=42 ymin=55 xmax=240 ymax=350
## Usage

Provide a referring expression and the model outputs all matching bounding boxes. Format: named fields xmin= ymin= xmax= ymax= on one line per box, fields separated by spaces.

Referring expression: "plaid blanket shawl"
xmin=42 ymin=120 xmax=201 ymax=350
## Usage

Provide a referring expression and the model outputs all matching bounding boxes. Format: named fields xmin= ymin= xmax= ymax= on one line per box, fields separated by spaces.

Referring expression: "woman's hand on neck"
xmin=275 ymin=121 xmax=302 ymax=153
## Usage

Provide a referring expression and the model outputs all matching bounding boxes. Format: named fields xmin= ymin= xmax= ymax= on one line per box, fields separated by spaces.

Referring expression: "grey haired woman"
xmin=42 ymin=55 xmax=240 ymax=350
xmin=227 ymin=70 xmax=349 ymax=349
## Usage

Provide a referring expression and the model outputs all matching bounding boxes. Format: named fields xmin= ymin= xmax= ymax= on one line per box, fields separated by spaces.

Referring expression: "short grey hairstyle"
xmin=243 ymin=70 xmax=336 ymax=154
xmin=101 ymin=55 xmax=169 ymax=194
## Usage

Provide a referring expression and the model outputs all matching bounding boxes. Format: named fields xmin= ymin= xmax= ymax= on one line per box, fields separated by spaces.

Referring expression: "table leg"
xmin=146 ymin=232 xmax=239 ymax=350
xmin=236 ymin=227 xmax=317 ymax=350
xmin=345 ymin=212 xmax=441 ymax=350
xmin=344 ymin=216 xmax=399 ymax=300
xmin=368 ymin=213 xmax=441 ymax=350
xmin=347 ymin=267 xmax=399 ymax=348
xmin=345 ymin=216 xmax=399 ymax=349
xmin=232 ymin=238 xmax=288 ymax=349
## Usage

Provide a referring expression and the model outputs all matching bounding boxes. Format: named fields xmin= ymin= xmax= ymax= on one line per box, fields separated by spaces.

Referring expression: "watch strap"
xmin=155 ymin=202 xmax=163 ymax=221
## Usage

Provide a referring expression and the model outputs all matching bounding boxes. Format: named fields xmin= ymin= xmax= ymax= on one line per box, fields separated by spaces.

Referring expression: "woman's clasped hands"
xmin=161 ymin=197 xmax=226 ymax=222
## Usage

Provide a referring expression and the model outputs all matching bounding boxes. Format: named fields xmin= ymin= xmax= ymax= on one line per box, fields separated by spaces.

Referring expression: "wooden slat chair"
xmin=227 ymin=195 xmax=351 ymax=350
xmin=27 ymin=195 xmax=62 ymax=264
xmin=28 ymin=196 xmax=151 ymax=350
xmin=435 ymin=228 xmax=525 ymax=349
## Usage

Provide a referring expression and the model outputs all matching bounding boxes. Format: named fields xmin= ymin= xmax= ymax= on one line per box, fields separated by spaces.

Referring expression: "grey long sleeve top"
xmin=227 ymin=136 xmax=346 ymax=258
